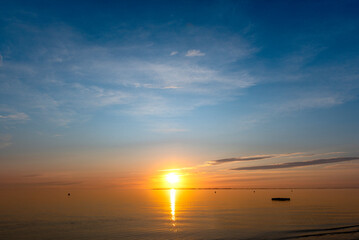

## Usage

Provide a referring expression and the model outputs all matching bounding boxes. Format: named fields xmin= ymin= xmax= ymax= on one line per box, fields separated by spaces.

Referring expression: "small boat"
xmin=272 ymin=197 xmax=290 ymax=201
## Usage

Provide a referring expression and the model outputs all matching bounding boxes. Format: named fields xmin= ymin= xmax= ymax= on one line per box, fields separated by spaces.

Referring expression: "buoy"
xmin=68 ymin=193 xmax=71 ymax=196
xmin=214 ymin=191 xmax=216 ymax=194
xmin=272 ymin=197 xmax=290 ymax=201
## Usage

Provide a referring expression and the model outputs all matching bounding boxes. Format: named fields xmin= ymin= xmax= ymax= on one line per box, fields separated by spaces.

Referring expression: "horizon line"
xmin=151 ymin=187 xmax=359 ymax=190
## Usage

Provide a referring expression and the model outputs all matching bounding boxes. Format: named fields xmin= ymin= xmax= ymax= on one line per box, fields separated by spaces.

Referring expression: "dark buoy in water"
xmin=253 ymin=190 xmax=255 ymax=193
xmin=272 ymin=197 xmax=290 ymax=201
xmin=214 ymin=191 xmax=216 ymax=194
xmin=68 ymin=193 xmax=71 ymax=196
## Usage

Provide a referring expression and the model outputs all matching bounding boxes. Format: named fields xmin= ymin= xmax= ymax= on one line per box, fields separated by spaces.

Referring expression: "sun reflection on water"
xmin=170 ymin=188 xmax=176 ymax=225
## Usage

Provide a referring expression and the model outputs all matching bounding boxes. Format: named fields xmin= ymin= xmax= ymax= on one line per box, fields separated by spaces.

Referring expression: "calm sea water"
xmin=0 ymin=189 xmax=359 ymax=239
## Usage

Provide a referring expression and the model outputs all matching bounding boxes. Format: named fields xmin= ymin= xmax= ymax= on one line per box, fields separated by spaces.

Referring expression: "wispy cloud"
xmin=23 ymin=174 xmax=41 ymax=178
xmin=231 ymin=157 xmax=359 ymax=171
xmin=29 ymin=181 xmax=82 ymax=186
xmin=130 ymin=62 xmax=254 ymax=93
xmin=185 ymin=49 xmax=205 ymax=57
xmin=162 ymin=86 xmax=182 ymax=89
xmin=277 ymin=94 xmax=348 ymax=112
xmin=1 ymin=10 xmax=357 ymax=134
xmin=208 ymin=152 xmax=304 ymax=165
xmin=0 ymin=180 xmax=83 ymax=187
xmin=158 ymin=166 xmax=197 ymax=172
xmin=160 ymin=152 xmax=351 ymax=177
xmin=0 ymin=112 xmax=29 ymax=121
xmin=238 ymin=91 xmax=354 ymax=130
xmin=152 ymin=128 xmax=188 ymax=133
xmin=69 ymin=83 xmax=130 ymax=107
xmin=0 ymin=134 xmax=12 ymax=149
xmin=0 ymin=22 xmax=256 ymax=126
xmin=209 ymin=155 xmax=273 ymax=165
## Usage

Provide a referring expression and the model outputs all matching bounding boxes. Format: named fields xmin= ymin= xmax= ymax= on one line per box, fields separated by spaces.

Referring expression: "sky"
xmin=0 ymin=0 xmax=359 ymax=189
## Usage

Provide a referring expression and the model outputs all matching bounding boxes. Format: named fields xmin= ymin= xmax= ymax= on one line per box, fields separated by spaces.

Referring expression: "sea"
xmin=0 ymin=189 xmax=359 ymax=239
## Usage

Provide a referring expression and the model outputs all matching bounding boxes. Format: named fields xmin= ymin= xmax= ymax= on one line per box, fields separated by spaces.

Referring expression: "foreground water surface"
xmin=0 ymin=189 xmax=359 ymax=239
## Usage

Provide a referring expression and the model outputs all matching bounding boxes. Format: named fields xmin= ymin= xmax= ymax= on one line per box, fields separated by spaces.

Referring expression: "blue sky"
xmin=1 ymin=0 xmax=359 ymax=188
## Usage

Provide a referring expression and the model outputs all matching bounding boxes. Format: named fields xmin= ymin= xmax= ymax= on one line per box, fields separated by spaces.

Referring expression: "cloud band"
xmin=231 ymin=157 xmax=359 ymax=171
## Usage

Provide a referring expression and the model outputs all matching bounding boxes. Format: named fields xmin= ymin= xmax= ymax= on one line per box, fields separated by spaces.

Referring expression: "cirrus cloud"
xmin=185 ymin=49 xmax=205 ymax=57
xmin=231 ymin=157 xmax=359 ymax=171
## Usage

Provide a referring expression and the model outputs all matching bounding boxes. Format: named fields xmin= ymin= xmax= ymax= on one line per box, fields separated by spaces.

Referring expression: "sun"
xmin=166 ymin=172 xmax=180 ymax=185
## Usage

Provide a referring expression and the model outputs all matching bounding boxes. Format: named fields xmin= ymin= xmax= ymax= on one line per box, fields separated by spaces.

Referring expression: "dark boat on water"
xmin=272 ymin=197 xmax=290 ymax=201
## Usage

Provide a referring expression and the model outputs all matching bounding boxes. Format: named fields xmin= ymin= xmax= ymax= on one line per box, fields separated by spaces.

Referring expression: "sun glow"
xmin=166 ymin=172 xmax=180 ymax=186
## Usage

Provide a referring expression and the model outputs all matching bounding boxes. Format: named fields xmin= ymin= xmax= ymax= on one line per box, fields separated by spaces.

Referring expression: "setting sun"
xmin=166 ymin=173 xmax=180 ymax=185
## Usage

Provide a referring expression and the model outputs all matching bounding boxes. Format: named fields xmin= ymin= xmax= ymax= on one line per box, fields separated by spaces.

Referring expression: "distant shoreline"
xmin=151 ymin=187 xmax=359 ymax=190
